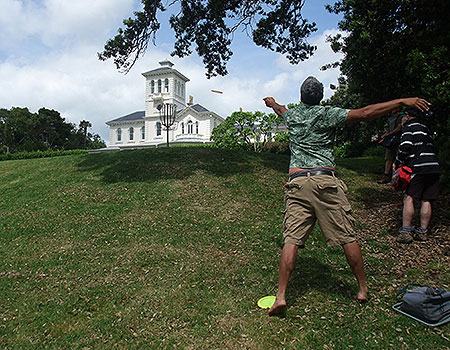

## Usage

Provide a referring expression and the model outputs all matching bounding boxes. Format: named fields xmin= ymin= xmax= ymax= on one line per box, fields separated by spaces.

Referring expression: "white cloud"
xmin=41 ymin=0 xmax=135 ymax=45
xmin=273 ymin=29 xmax=344 ymax=102
xmin=175 ymin=29 xmax=344 ymax=118
xmin=0 ymin=0 xmax=135 ymax=54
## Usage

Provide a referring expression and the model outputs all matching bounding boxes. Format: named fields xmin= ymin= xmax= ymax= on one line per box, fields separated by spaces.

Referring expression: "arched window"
xmin=157 ymin=79 xmax=162 ymax=93
xmin=187 ymin=120 xmax=193 ymax=134
xmin=196 ymin=121 xmax=199 ymax=134
xmin=164 ymin=78 xmax=169 ymax=92
xmin=181 ymin=84 xmax=185 ymax=97
xmin=176 ymin=81 xmax=180 ymax=95
xmin=117 ymin=128 xmax=122 ymax=142
xmin=129 ymin=127 xmax=134 ymax=141
xmin=181 ymin=122 xmax=184 ymax=134
xmin=141 ymin=126 xmax=145 ymax=140
xmin=156 ymin=122 xmax=161 ymax=136
xmin=150 ymin=80 xmax=155 ymax=93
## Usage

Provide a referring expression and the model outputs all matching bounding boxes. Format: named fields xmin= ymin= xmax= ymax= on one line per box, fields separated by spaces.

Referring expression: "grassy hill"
xmin=0 ymin=148 xmax=448 ymax=349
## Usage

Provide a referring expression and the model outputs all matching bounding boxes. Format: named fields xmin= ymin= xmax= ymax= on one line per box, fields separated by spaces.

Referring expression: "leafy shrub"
xmin=334 ymin=141 xmax=374 ymax=158
xmin=273 ymin=132 xmax=289 ymax=143
xmin=362 ymin=145 xmax=385 ymax=157
xmin=261 ymin=142 xmax=290 ymax=155
xmin=334 ymin=141 xmax=352 ymax=159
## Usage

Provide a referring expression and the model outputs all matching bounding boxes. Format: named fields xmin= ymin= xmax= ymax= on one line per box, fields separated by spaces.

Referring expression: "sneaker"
xmin=397 ymin=230 xmax=413 ymax=244
xmin=413 ymin=228 xmax=427 ymax=241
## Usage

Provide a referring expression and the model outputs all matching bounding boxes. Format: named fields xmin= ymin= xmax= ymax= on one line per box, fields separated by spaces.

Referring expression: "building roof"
xmin=190 ymin=104 xmax=209 ymax=113
xmin=142 ymin=66 xmax=190 ymax=82
xmin=106 ymin=111 xmax=145 ymax=124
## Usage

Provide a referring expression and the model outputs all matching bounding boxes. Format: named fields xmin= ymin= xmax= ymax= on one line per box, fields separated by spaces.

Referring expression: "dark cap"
xmin=300 ymin=76 xmax=324 ymax=105
xmin=404 ymin=107 xmax=422 ymax=118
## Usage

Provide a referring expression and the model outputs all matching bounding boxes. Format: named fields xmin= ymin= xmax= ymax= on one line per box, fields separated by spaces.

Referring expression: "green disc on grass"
xmin=257 ymin=296 xmax=276 ymax=309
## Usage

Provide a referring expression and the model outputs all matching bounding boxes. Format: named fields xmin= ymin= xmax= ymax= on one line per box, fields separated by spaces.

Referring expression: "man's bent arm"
xmin=346 ymin=97 xmax=430 ymax=124
xmin=263 ymin=97 xmax=288 ymax=117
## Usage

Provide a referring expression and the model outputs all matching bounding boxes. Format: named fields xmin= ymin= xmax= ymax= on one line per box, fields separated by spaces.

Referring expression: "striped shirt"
xmin=395 ymin=119 xmax=440 ymax=174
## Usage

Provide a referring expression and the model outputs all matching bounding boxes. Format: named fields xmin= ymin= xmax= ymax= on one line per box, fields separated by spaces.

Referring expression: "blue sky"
xmin=0 ymin=0 xmax=344 ymax=144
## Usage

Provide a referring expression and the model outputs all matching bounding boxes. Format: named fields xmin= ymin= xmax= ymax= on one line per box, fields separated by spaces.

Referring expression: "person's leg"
xmin=396 ymin=194 xmax=415 ymax=243
xmin=402 ymin=194 xmax=415 ymax=228
xmin=385 ymin=159 xmax=393 ymax=176
xmin=417 ymin=175 xmax=439 ymax=231
xmin=378 ymin=149 xmax=395 ymax=183
xmin=342 ymin=241 xmax=368 ymax=302
xmin=419 ymin=200 xmax=432 ymax=229
xmin=269 ymin=243 xmax=299 ymax=316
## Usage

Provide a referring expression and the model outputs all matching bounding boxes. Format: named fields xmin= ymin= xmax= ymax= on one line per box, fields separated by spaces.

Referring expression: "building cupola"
xmin=159 ymin=60 xmax=174 ymax=68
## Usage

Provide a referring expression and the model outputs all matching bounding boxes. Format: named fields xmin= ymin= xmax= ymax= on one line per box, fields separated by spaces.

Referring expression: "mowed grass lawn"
xmin=0 ymin=148 xmax=448 ymax=349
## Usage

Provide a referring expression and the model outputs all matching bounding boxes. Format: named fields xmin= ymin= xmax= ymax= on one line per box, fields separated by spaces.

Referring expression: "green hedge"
xmin=261 ymin=142 xmax=290 ymax=155
xmin=0 ymin=149 xmax=88 ymax=161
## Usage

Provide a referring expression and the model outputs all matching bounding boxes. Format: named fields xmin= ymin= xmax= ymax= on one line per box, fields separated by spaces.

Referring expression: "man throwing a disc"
xmin=264 ymin=76 xmax=430 ymax=316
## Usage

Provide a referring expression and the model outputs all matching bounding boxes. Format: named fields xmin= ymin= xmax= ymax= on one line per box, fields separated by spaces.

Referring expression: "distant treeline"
xmin=0 ymin=107 xmax=105 ymax=154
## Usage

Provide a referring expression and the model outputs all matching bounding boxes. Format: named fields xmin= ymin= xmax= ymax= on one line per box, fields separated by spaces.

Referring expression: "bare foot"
xmin=356 ymin=288 xmax=369 ymax=303
xmin=268 ymin=298 xmax=287 ymax=316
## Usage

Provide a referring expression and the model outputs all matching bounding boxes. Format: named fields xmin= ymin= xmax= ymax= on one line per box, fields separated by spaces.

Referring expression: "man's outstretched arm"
xmin=346 ymin=97 xmax=430 ymax=124
xmin=263 ymin=97 xmax=288 ymax=117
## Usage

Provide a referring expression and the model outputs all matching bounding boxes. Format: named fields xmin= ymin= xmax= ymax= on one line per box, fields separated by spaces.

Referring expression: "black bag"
xmin=379 ymin=134 xmax=400 ymax=149
xmin=393 ymin=283 xmax=450 ymax=327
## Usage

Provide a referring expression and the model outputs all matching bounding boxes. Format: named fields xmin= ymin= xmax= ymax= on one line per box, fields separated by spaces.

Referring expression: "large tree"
xmin=98 ymin=0 xmax=318 ymax=78
xmin=0 ymin=107 xmax=105 ymax=153
xmin=326 ymin=0 xmax=449 ymax=103
xmin=324 ymin=0 xmax=450 ymax=186
xmin=79 ymin=120 xmax=93 ymax=148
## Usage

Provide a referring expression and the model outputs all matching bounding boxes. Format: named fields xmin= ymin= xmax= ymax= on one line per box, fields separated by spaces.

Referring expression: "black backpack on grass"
xmin=394 ymin=283 xmax=450 ymax=326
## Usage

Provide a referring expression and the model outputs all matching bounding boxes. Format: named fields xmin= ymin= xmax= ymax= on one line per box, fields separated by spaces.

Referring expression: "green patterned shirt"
xmin=284 ymin=103 xmax=349 ymax=169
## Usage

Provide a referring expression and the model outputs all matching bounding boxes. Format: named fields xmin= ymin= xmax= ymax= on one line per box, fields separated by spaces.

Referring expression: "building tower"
xmin=142 ymin=60 xmax=190 ymax=118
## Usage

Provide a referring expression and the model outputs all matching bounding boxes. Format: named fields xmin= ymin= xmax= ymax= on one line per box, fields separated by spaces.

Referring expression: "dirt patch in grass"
xmin=351 ymin=182 xmax=450 ymax=286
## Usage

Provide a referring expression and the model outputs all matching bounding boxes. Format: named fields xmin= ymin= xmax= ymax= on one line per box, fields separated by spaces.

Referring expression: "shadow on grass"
xmin=76 ymin=147 xmax=289 ymax=184
xmin=287 ymin=255 xmax=353 ymax=300
xmin=353 ymin=186 xmax=402 ymax=208
xmin=336 ymin=156 xmax=384 ymax=175
xmin=353 ymin=185 xmax=403 ymax=208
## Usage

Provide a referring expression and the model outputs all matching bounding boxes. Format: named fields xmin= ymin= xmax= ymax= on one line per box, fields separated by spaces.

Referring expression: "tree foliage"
xmin=211 ymin=110 xmax=283 ymax=151
xmin=0 ymin=107 xmax=105 ymax=154
xmin=324 ymin=0 xmax=450 ymax=186
xmin=99 ymin=0 xmax=317 ymax=78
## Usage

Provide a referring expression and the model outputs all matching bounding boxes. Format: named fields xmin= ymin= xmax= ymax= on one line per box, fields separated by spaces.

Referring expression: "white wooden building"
xmin=106 ymin=60 xmax=224 ymax=148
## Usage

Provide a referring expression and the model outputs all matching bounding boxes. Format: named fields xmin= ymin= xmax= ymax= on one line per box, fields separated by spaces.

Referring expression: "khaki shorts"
xmin=283 ymin=174 xmax=356 ymax=247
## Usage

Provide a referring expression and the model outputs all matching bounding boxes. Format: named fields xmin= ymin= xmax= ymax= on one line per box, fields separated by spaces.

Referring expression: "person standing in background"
xmin=394 ymin=107 xmax=440 ymax=244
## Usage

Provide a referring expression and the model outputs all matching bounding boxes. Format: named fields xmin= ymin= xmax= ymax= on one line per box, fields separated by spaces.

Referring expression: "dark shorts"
xmin=385 ymin=147 xmax=397 ymax=161
xmin=405 ymin=174 xmax=440 ymax=201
